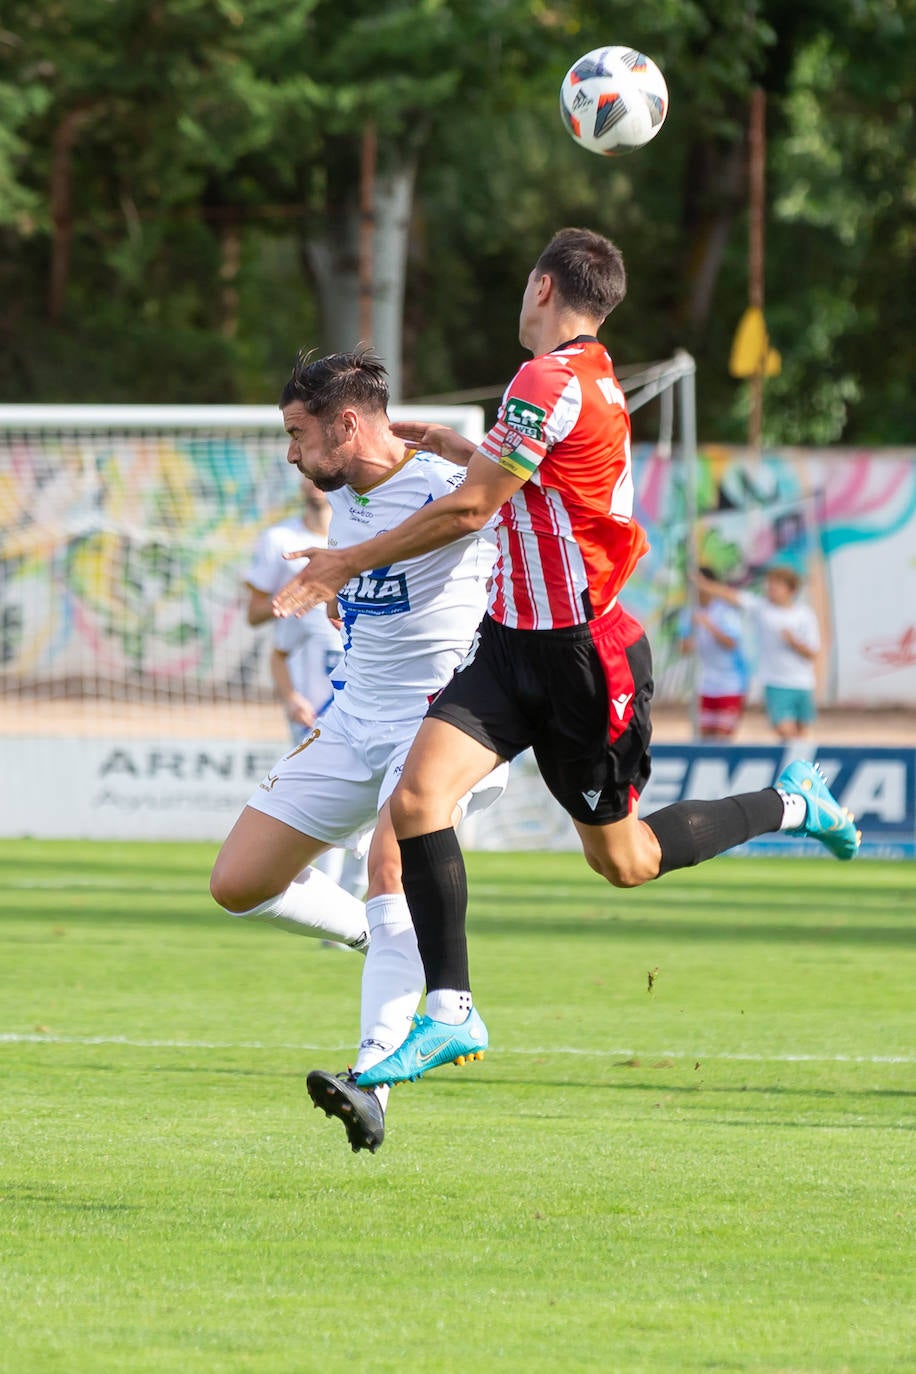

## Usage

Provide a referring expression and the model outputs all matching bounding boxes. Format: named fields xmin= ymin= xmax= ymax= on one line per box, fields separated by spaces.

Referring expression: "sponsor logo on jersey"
xmin=338 ymin=567 xmax=410 ymax=616
xmin=503 ymin=396 xmax=547 ymax=441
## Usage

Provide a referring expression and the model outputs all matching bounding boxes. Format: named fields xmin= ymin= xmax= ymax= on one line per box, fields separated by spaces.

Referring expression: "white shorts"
xmin=246 ymin=698 xmax=507 ymax=846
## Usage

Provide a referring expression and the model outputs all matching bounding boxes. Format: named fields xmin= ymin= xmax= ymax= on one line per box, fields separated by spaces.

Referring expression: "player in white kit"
xmin=209 ymin=349 xmax=504 ymax=1152
xmin=243 ymin=477 xmax=344 ymax=743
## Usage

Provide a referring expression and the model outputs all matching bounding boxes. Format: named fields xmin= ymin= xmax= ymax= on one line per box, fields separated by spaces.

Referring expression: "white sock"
xmin=777 ymin=790 xmax=808 ymax=831
xmin=425 ymin=989 xmax=473 ymax=1025
xmin=353 ymin=894 xmax=425 ymax=1110
xmin=232 ymin=867 xmax=369 ymax=948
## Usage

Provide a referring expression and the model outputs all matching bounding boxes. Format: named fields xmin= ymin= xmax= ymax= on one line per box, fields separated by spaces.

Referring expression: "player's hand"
xmin=390 ymin=421 xmax=475 ymax=466
xmin=286 ymin=693 xmax=316 ymax=727
xmin=389 ymin=420 xmax=450 ymax=451
xmin=273 ymin=547 xmax=353 ymax=618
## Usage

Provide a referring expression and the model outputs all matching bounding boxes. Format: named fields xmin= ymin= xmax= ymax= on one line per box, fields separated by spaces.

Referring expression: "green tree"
xmin=1 ymin=0 xmax=913 ymax=444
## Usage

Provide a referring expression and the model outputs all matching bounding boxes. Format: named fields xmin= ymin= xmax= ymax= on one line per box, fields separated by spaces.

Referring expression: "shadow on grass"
xmin=4 ymin=1187 xmax=139 ymax=1211
xmin=5 ymin=904 xmax=914 ymax=949
xmin=471 ymin=913 xmax=916 ymax=948
xmin=36 ymin=1059 xmax=304 ymax=1082
xmin=431 ymin=1074 xmax=916 ymax=1102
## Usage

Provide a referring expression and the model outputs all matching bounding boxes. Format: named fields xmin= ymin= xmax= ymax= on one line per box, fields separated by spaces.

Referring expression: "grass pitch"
xmin=1 ymin=840 xmax=913 ymax=1373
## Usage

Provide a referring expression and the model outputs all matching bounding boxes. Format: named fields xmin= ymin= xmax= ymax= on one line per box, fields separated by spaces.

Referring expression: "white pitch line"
xmin=0 ymin=1032 xmax=911 ymax=1064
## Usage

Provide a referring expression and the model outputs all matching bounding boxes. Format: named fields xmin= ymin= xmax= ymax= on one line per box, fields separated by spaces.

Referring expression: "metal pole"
xmin=358 ymin=122 xmax=377 ymax=345
xmin=748 ymin=87 xmax=766 ymax=458
xmin=675 ymin=351 xmax=700 ymax=741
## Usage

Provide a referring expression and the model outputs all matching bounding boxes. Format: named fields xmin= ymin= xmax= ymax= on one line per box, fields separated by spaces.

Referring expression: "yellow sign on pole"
xmin=729 ymin=306 xmax=781 ymax=378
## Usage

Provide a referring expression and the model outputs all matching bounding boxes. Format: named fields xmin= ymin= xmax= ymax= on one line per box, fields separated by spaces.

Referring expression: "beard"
xmin=297 ymin=461 xmax=347 ymax=492
xmin=310 ymin=471 xmax=347 ymax=492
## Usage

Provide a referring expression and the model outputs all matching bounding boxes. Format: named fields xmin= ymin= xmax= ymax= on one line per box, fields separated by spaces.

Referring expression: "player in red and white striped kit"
xmin=275 ymin=228 xmax=859 ymax=1091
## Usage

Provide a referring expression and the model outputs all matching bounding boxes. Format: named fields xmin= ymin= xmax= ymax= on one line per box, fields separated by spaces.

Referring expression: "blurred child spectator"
xmin=680 ymin=567 xmax=748 ymax=738
xmin=696 ymin=564 xmax=820 ymax=741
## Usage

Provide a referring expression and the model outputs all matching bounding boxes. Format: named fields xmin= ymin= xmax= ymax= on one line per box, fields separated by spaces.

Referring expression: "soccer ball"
xmin=559 ymin=46 xmax=668 ymax=156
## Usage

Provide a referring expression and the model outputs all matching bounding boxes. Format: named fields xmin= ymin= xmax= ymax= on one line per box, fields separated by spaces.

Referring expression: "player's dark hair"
xmin=279 ymin=348 xmax=389 ymax=417
xmin=534 ymin=227 xmax=627 ymax=321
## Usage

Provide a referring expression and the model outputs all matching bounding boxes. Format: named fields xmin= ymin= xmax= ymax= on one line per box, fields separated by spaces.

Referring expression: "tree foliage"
xmin=0 ymin=0 xmax=913 ymax=442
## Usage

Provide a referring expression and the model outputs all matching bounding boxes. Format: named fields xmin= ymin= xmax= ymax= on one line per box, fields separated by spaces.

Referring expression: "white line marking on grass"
xmin=5 ymin=878 xmax=201 ymax=892
xmin=0 ymin=1032 xmax=911 ymax=1064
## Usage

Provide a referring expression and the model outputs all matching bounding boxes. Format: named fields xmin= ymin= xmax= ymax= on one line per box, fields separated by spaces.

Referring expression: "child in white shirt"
xmin=696 ymin=565 xmax=820 ymax=740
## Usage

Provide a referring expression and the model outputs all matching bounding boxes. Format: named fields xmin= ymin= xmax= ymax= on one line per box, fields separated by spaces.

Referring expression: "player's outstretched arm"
xmin=389 ymin=421 xmax=476 ymax=468
xmin=694 ymin=571 xmax=743 ymax=608
xmin=273 ymin=451 xmax=523 ymax=618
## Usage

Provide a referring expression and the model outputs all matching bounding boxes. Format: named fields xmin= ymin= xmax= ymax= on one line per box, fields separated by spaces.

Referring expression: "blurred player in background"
xmin=243 ymin=475 xmax=365 ymax=900
xmin=273 ymin=227 xmax=860 ymax=1092
xmin=680 ymin=566 xmax=747 ymax=739
xmin=211 ymin=349 xmax=505 ymax=1152
xmin=696 ymin=564 xmax=819 ymax=741
xmin=244 ymin=475 xmax=342 ymax=741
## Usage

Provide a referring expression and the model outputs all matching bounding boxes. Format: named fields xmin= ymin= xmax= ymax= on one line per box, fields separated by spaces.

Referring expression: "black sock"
xmin=646 ymin=789 xmax=784 ymax=876
xmin=398 ymin=828 xmax=469 ymax=992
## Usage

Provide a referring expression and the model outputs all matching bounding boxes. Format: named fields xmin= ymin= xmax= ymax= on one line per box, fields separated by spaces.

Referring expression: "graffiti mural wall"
xmin=627 ymin=445 xmax=916 ymax=706
xmin=1 ymin=433 xmax=914 ymax=707
xmin=0 ymin=429 xmax=295 ymax=701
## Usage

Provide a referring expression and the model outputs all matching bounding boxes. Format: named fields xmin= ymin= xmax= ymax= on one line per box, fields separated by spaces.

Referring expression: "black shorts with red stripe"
xmin=428 ymin=606 xmax=653 ymax=825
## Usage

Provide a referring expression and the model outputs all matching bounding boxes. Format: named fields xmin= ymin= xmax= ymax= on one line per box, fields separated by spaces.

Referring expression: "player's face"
xmin=283 ymin=401 xmax=352 ymax=492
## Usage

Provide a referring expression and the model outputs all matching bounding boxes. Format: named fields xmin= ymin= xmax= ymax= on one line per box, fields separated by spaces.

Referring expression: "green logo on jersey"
xmin=352 ymin=493 xmax=370 ymax=507
xmin=503 ymin=396 xmax=547 ymax=442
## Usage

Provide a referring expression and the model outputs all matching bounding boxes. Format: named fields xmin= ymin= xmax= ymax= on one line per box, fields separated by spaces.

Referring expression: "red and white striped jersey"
xmin=480 ymin=336 xmax=649 ymax=630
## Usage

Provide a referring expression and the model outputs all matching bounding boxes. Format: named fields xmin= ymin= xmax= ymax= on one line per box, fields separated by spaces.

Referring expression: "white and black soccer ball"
xmin=559 ymin=46 xmax=668 ymax=156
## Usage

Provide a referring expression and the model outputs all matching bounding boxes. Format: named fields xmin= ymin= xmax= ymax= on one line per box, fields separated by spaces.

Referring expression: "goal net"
xmin=0 ymin=402 xmax=486 ymax=744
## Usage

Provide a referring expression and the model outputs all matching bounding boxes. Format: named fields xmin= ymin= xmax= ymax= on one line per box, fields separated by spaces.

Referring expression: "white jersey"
xmin=273 ymin=610 xmax=342 ymax=715
xmin=244 ymin=515 xmax=315 ymax=596
xmin=327 ymin=450 xmax=497 ymax=720
xmin=739 ymin=591 xmax=819 ymax=690
xmin=244 ymin=516 xmax=343 ymax=711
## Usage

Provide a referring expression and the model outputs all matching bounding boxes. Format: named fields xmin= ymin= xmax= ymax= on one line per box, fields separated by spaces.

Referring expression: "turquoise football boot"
xmin=356 ymin=1008 xmax=488 ymax=1087
xmin=776 ymin=760 xmax=861 ymax=860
